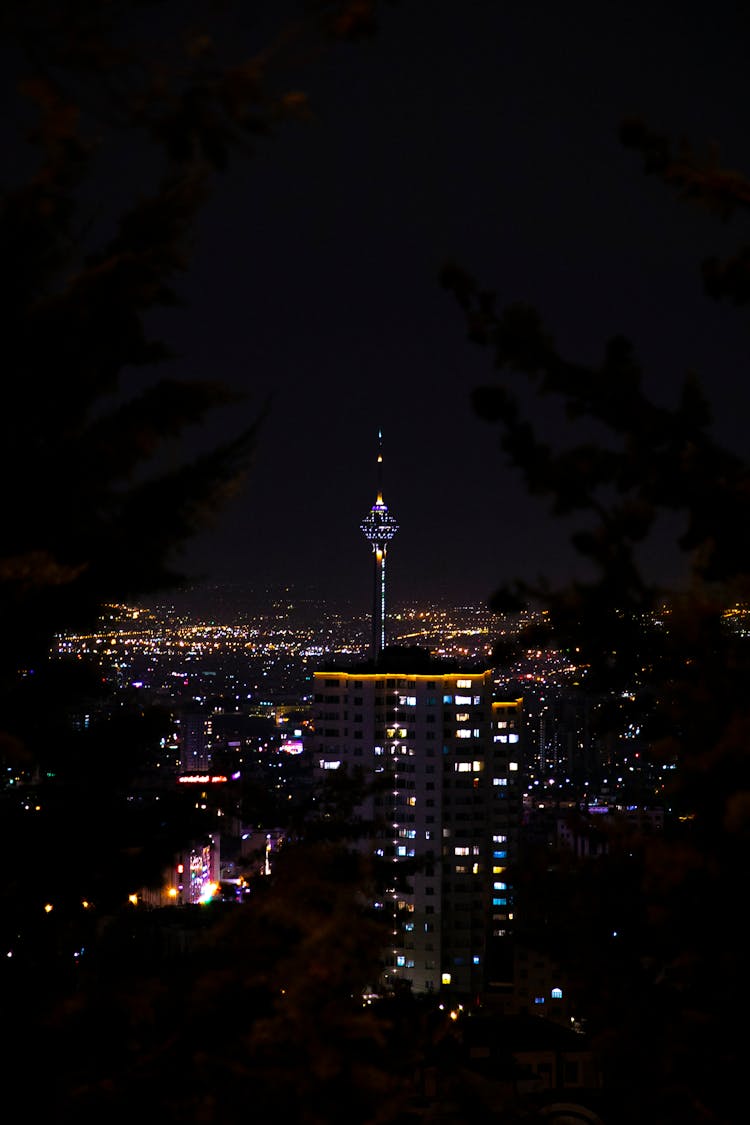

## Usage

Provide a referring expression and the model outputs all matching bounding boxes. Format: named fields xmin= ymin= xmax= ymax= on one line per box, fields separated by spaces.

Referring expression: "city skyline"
xmin=3 ymin=6 xmax=745 ymax=1117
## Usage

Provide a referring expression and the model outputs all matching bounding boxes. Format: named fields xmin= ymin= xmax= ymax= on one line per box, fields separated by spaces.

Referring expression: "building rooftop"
xmin=318 ymin=645 xmax=490 ymax=675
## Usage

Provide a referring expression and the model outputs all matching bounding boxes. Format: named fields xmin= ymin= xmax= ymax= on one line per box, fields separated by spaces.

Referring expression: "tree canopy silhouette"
xmin=1 ymin=12 xmax=416 ymax=1116
xmin=444 ymin=120 xmax=750 ymax=1123
xmin=1 ymin=0 xmax=385 ymax=682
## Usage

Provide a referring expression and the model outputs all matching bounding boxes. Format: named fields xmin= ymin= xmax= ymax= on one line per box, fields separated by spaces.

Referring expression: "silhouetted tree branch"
xmin=445 ymin=121 xmax=750 ymax=1123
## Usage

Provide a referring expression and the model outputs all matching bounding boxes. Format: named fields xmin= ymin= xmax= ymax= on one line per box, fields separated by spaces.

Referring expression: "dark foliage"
xmin=1 ymin=9 xmax=417 ymax=1123
xmin=445 ymin=122 xmax=750 ymax=1122
xmin=4 ymin=839 xmax=420 ymax=1125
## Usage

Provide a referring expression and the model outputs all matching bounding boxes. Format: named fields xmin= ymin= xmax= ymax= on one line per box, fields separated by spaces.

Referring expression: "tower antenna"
xmin=360 ymin=429 xmax=398 ymax=662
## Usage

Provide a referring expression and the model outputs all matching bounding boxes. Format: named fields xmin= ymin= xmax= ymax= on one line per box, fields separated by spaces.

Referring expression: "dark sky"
xmin=137 ymin=2 xmax=750 ymax=609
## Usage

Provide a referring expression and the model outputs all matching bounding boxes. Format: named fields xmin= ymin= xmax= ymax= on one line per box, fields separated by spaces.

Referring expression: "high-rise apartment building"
xmin=311 ymin=666 xmax=522 ymax=997
xmin=178 ymin=708 xmax=214 ymax=773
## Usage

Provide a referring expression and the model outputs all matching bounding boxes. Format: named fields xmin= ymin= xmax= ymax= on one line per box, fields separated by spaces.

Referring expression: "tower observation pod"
xmin=360 ymin=430 xmax=398 ymax=663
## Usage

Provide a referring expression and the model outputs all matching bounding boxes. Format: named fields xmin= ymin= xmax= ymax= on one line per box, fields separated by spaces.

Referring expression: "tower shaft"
xmin=372 ymin=545 xmax=387 ymax=659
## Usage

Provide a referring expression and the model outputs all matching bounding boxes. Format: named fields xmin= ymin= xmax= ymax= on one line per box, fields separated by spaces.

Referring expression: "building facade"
xmin=311 ymin=664 xmax=522 ymax=997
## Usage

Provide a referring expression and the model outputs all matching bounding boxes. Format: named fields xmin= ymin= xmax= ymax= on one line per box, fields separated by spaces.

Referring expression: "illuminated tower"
xmin=360 ymin=430 xmax=398 ymax=662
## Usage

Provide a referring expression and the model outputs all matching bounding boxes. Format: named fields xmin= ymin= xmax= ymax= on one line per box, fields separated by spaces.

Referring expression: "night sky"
xmin=110 ymin=3 xmax=750 ymax=608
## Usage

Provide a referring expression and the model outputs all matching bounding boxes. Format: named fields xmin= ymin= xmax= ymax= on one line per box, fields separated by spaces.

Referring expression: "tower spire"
xmin=360 ymin=429 xmax=398 ymax=663
xmin=376 ymin=427 xmax=384 ymax=504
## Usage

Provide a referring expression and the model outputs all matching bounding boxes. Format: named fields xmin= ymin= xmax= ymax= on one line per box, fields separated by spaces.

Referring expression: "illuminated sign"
xmin=281 ymin=740 xmax=304 ymax=755
xmin=177 ymin=774 xmax=228 ymax=784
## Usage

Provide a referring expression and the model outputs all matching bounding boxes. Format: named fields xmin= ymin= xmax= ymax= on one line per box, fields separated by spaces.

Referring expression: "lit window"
xmin=551 ymin=987 xmax=563 ymax=999
xmin=493 ymin=777 xmax=508 ymax=786
xmin=509 ymin=761 xmax=519 ymax=771
xmin=493 ymin=897 xmax=507 ymax=906
xmin=455 ymin=695 xmax=471 ymax=705
xmin=443 ymin=695 xmax=453 ymax=704
xmin=456 ymin=730 xmax=471 ymax=739
xmin=509 ymin=733 xmax=519 ymax=743
xmin=472 ymin=760 xmax=483 ymax=771
xmin=493 ymin=835 xmax=507 ymax=843
xmin=493 ymin=882 xmax=507 ymax=890
xmin=455 ymin=846 xmax=470 ymax=855
xmin=442 ymin=973 xmax=451 ymax=985
xmin=534 ymin=997 xmax=545 ymax=1005
xmin=321 ymin=760 xmax=341 ymax=770
xmin=455 ymin=761 xmax=472 ymax=771
xmin=456 ymin=712 xmax=470 ymax=722
xmin=399 ymin=696 xmax=417 ymax=706
xmin=456 ymin=679 xmax=472 ymax=689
